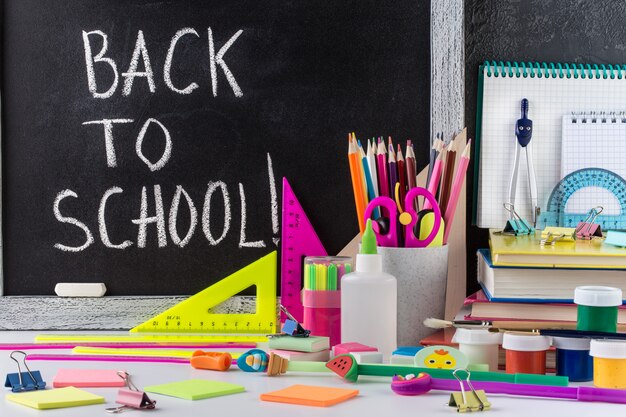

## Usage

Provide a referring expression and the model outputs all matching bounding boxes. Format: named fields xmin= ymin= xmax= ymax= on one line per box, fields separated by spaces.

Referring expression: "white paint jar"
xmin=452 ymin=328 xmax=503 ymax=371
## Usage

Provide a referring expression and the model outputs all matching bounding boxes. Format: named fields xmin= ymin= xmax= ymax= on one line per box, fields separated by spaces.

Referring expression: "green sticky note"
xmin=6 ymin=387 xmax=105 ymax=410
xmin=145 ymin=379 xmax=245 ymax=401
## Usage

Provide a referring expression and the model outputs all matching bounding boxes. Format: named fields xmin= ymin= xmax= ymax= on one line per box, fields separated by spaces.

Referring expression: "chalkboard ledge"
xmin=0 ymin=295 xmax=259 ymax=330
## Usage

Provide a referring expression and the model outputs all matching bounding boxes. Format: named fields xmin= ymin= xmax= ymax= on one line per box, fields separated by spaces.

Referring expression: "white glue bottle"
xmin=341 ymin=219 xmax=397 ymax=360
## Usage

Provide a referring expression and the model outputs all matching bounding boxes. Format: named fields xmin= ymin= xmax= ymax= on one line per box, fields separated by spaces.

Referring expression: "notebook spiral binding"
xmin=482 ymin=60 xmax=626 ymax=80
xmin=568 ymin=111 xmax=626 ymax=124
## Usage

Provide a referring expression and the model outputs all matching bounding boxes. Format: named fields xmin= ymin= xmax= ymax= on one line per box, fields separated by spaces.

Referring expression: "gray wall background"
xmin=465 ymin=0 xmax=626 ymax=294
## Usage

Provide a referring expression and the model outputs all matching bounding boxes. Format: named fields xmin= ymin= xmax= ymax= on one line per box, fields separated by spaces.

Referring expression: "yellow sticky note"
xmin=6 ymin=387 xmax=105 ymax=410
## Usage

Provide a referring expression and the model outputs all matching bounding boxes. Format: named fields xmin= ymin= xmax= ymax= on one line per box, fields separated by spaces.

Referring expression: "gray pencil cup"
xmin=378 ymin=245 xmax=449 ymax=346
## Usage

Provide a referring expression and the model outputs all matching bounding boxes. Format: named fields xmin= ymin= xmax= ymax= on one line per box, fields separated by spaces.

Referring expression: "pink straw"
xmin=0 ymin=343 xmax=255 ymax=350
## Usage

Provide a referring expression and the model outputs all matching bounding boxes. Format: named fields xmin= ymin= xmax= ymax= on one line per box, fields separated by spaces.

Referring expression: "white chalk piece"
xmin=55 ymin=283 xmax=107 ymax=297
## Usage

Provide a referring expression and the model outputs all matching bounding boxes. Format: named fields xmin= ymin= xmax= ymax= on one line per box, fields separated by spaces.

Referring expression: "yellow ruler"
xmin=130 ymin=251 xmax=277 ymax=338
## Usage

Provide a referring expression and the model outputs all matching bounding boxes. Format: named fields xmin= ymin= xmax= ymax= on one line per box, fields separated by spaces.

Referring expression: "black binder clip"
xmin=268 ymin=305 xmax=310 ymax=338
xmin=575 ymin=206 xmax=603 ymax=240
xmin=4 ymin=351 xmax=46 ymax=392
xmin=502 ymin=203 xmax=534 ymax=236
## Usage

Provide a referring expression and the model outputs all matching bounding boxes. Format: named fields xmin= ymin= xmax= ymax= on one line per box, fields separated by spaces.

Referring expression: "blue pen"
xmin=358 ymin=140 xmax=379 ymax=218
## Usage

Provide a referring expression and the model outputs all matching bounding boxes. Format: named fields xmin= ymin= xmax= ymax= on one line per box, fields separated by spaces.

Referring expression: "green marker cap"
xmin=361 ymin=219 xmax=378 ymax=255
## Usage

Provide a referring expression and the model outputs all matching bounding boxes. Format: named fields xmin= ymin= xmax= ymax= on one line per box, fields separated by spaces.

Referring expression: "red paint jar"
xmin=502 ymin=333 xmax=551 ymax=375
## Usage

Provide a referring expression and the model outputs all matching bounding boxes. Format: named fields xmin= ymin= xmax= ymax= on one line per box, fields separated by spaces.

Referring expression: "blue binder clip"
xmin=502 ymin=203 xmax=534 ymax=236
xmin=4 ymin=351 xmax=46 ymax=392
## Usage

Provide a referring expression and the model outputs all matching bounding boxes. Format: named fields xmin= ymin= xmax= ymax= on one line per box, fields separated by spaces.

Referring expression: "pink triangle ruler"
xmin=280 ymin=177 xmax=327 ymax=323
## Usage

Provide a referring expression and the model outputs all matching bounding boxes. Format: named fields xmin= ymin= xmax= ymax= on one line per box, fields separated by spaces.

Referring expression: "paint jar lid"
xmin=590 ymin=339 xmax=626 ymax=359
xmin=502 ymin=333 xmax=550 ymax=352
xmin=452 ymin=328 xmax=503 ymax=345
xmin=574 ymin=286 xmax=622 ymax=307
xmin=551 ymin=336 xmax=590 ymax=351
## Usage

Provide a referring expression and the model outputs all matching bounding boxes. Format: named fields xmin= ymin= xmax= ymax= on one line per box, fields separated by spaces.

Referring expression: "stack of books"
xmin=469 ymin=230 xmax=626 ymax=323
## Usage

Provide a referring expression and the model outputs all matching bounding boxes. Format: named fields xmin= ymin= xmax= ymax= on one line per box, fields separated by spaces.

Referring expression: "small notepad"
xmin=53 ymin=369 xmax=126 ymax=388
xmin=260 ymin=384 xmax=359 ymax=407
xmin=144 ymin=379 xmax=245 ymax=401
xmin=6 ymin=387 xmax=105 ymax=410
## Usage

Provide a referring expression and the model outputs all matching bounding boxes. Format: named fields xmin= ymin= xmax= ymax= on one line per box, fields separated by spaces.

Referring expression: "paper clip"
xmin=448 ymin=369 xmax=491 ymax=413
xmin=575 ymin=206 xmax=603 ymax=240
xmin=540 ymin=231 xmax=566 ymax=246
xmin=4 ymin=351 xmax=46 ymax=392
xmin=105 ymin=371 xmax=156 ymax=413
xmin=502 ymin=203 xmax=534 ymax=236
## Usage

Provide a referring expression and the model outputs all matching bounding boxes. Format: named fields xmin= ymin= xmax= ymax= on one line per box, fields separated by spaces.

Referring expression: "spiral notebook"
xmin=473 ymin=61 xmax=626 ymax=228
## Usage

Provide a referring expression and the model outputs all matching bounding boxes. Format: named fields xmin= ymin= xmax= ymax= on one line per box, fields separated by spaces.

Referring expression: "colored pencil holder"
xmin=377 ymin=245 xmax=449 ymax=346
xmin=302 ymin=257 xmax=351 ymax=347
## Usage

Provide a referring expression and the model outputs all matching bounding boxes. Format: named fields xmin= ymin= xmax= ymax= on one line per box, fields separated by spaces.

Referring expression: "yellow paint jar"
xmin=590 ymin=339 xmax=626 ymax=389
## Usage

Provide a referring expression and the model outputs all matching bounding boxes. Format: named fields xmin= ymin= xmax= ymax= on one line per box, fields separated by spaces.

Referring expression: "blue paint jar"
xmin=552 ymin=336 xmax=593 ymax=382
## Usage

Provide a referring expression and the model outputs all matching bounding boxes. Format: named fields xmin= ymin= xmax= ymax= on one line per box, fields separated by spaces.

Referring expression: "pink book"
xmin=53 ymin=369 xmax=127 ymax=388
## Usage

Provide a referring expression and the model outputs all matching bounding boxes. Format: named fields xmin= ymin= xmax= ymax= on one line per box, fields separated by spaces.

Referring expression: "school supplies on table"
xmin=131 ymin=251 xmax=276 ymax=338
xmin=474 ymin=61 xmax=626 ymax=229
xmin=52 ymin=368 xmax=127 ymax=388
xmin=325 ymin=354 xmax=567 ymax=385
xmin=364 ymin=187 xmax=442 ymax=248
xmin=390 ymin=370 xmax=626 ymax=405
xmin=443 ymin=140 xmax=471 ymax=244
xmin=144 ymin=379 xmax=245 ymax=401
xmin=106 ymin=371 xmax=156 ymax=413
xmin=476 ymin=249 xmax=626 ymax=302
xmin=5 ymin=351 xmax=46 ymax=392
xmin=488 ymin=229 xmax=626 ymax=268
xmin=6 ymin=387 xmax=105 ymax=410
xmin=280 ymin=178 xmax=328 ymax=323
xmin=260 ymin=384 xmax=359 ymax=407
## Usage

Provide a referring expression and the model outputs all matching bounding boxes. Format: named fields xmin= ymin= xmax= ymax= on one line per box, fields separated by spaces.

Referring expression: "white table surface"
xmin=0 ymin=331 xmax=625 ymax=416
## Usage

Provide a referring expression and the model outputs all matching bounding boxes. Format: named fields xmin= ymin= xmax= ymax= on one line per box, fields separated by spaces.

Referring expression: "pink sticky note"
xmin=53 ymin=369 xmax=126 ymax=388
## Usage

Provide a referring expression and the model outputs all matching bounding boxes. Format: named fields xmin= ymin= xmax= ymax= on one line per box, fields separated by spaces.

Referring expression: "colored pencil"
xmin=397 ymin=144 xmax=406 ymax=203
xmin=366 ymin=139 xmax=379 ymax=198
xmin=387 ymin=137 xmax=398 ymax=198
xmin=438 ymin=140 xmax=455 ymax=209
xmin=348 ymin=135 xmax=367 ymax=233
xmin=26 ymin=354 xmax=190 ymax=364
xmin=426 ymin=132 xmax=440 ymax=186
xmin=359 ymin=141 xmax=380 ymax=218
xmin=376 ymin=138 xmax=389 ymax=198
xmin=405 ymin=140 xmax=417 ymax=191
xmin=353 ymin=133 xmax=368 ymax=209
xmin=422 ymin=151 xmax=443 ymax=211
xmin=443 ymin=140 xmax=471 ymax=244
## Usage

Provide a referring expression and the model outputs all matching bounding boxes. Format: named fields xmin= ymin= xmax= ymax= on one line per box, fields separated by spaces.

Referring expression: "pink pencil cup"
xmin=303 ymin=290 xmax=341 ymax=346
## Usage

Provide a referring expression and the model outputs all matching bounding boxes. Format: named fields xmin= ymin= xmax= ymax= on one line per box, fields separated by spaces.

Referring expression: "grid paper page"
xmin=477 ymin=67 xmax=626 ymax=228
xmin=561 ymin=115 xmax=626 ymax=215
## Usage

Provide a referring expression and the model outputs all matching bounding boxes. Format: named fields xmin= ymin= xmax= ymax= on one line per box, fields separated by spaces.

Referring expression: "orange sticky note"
xmin=53 ymin=369 xmax=126 ymax=388
xmin=260 ymin=384 xmax=358 ymax=407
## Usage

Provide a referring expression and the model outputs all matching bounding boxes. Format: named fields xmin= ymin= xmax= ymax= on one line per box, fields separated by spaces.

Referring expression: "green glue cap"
xmin=361 ymin=219 xmax=378 ymax=255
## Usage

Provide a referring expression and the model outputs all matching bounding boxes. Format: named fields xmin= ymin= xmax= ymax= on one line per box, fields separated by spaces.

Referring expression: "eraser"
xmin=391 ymin=354 xmax=417 ymax=365
xmin=332 ymin=342 xmax=378 ymax=356
xmin=270 ymin=349 xmax=330 ymax=362
xmin=351 ymin=351 xmax=383 ymax=364
xmin=55 ymin=283 xmax=107 ymax=297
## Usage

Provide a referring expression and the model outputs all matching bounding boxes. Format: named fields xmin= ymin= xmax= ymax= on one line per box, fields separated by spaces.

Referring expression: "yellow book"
xmin=6 ymin=387 xmax=105 ymax=410
xmin=489 ymin=229 xmax=626 ymax=268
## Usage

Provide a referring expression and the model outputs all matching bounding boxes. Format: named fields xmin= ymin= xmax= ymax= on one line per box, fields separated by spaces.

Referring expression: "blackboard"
xmin=465 ymin=0 xmax=626 ymax=294
xmin=2 ymin=0 xmax=430 ymax=295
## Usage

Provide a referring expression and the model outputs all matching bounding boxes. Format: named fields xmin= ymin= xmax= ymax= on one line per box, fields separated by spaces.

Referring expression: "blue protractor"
xmin=537 ymin=168 xmax=626 ymax=231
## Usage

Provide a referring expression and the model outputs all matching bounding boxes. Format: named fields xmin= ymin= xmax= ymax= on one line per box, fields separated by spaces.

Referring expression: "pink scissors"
xmin=364 ymin=187 xmax=441 ymax=248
